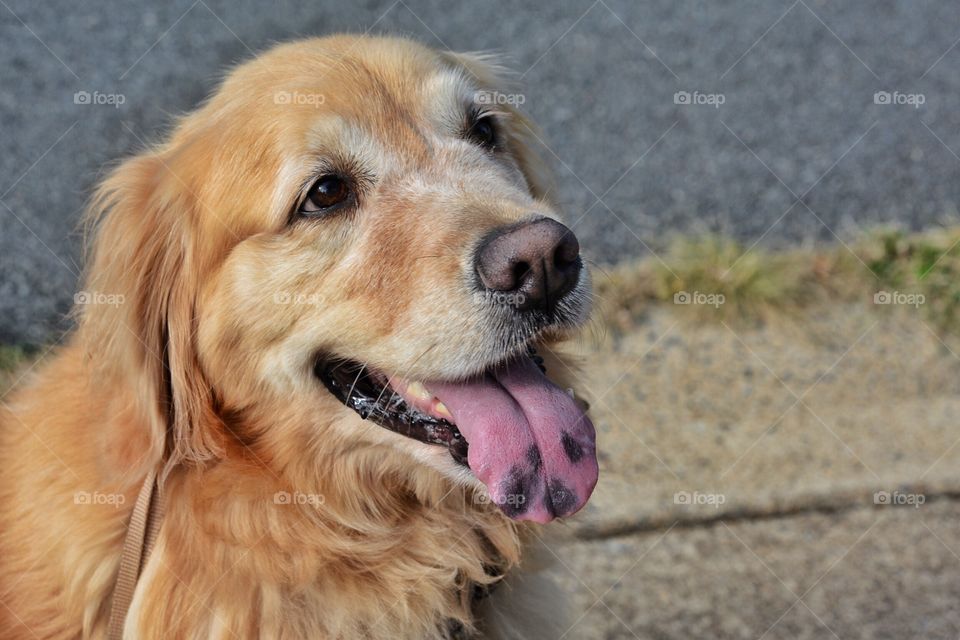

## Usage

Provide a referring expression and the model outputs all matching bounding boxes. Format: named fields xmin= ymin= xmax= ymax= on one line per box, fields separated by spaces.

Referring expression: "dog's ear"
xmin=79 ymin=150 xmax=223 ymax=480
xmin=442 ymin=51 xmax=557 ymax=204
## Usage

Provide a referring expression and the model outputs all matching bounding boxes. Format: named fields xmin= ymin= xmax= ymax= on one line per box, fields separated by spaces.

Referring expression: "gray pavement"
xmin=549 ymin=500 xmax=960 ymax=640
xmin=2 ymin=1 xmax=960 ymax=344
xmin=543 ymin=300 xmax=960 ymax=639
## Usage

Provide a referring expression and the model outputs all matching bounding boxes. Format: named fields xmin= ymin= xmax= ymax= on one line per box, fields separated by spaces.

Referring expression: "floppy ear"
xmin=443 ymin=51 xmax=558 ymax=205
xmin=79 ymin=151 xmax=223 ymax=480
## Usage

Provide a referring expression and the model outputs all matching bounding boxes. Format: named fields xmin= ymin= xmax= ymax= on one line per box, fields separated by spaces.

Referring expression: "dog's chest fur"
xmin=117 ymin=468 xmax=523 ymax=639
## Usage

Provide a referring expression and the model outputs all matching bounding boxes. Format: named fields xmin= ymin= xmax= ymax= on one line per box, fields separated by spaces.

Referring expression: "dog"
xmin=0 ymin=35 xmax=597 ymax=639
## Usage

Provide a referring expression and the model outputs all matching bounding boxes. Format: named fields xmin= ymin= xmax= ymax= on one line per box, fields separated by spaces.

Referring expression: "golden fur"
xmin=0 ymin=36 xmax=589 ymax=639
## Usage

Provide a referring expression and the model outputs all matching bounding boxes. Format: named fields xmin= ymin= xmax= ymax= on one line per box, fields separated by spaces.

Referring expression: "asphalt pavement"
xmin=2 ymin=0 xmax=960 ymax=341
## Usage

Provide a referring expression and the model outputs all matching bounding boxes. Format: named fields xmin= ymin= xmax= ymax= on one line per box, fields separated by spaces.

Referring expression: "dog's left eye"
xmin=300 ymin=174 xmax=352 ymax=215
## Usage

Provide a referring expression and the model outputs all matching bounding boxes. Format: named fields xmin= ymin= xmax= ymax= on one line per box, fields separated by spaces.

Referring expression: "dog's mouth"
xmin=314 ymin=347 xmax=599 ymax=523
xmin=315 ymin=357 xmax=471 ymax=465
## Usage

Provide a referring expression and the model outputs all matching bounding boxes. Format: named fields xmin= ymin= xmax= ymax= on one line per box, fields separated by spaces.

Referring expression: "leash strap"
xmin=106 ymin=468 xmax=165 ymax=640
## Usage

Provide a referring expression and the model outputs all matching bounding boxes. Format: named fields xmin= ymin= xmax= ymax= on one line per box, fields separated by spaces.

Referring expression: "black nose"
xmin=475 ymin=217 xmax=582 ymax=312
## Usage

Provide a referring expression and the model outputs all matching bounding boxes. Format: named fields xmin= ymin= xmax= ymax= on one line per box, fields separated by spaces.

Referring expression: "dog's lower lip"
xmin=313 ymin=358 xmax=470 ymax=465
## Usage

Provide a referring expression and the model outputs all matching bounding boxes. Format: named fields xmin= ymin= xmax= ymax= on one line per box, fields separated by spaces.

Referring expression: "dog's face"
xmin=84 ymin=36 xmax=597 ymax=523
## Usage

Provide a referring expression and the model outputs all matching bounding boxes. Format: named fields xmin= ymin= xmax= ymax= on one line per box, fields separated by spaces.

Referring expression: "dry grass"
xmin=594 ymin=228 xmax=960 ymax=333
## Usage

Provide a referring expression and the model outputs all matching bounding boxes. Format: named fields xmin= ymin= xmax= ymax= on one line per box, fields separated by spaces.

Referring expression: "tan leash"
xmin=106 ymin=468 xmax=165 ymax=640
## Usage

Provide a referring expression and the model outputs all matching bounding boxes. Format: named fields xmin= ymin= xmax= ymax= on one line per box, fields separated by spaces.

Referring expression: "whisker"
xmin=582 ymin=258 xmax=615 ymax=282
xmin=345 ymin=362 xmax=366 ymax=404
xmin=582 ymin=289 xmax=613 ymax=304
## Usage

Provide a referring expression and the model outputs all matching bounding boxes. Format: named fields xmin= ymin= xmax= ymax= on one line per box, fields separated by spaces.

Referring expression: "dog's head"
xmin=81 ymin=36 xmax=597 ymax=523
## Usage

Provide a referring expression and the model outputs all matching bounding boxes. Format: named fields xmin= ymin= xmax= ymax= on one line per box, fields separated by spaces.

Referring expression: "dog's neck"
xmin=121 ymin=450 xmax=523 ymax=638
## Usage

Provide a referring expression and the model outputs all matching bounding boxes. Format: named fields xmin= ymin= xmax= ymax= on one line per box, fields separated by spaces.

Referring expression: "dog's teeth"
xmin=406 ymin=381 xmax=432 ymax=402
xmin=434 ymin=401 xmax=452 ymax=419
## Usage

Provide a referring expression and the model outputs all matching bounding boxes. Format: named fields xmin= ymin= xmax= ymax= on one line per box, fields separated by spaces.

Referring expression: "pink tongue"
xmin=427 ymin=357 xmax=598 ymax=523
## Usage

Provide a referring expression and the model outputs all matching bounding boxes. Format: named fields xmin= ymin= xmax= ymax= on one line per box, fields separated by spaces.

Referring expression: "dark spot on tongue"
xmin=498 ymin=465 xmax=533 ymax=518
xmin=561 ymin=431 xmax=584 ymax=463
xmin=547 ymin=478 xmax=577 ymax=517
xmin=526 ymin=445 xmax=542 ymax=472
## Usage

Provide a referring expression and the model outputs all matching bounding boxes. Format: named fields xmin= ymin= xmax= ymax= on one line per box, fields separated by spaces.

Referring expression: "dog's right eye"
xmin=467 ymin=115 xmax=498 ymax=150
xmin=299 ymin=174 xmax=352 ymax=216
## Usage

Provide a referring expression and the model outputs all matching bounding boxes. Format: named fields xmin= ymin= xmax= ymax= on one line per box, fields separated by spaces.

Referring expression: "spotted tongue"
xmin=426 ymin=357 xmax=598 ymax=523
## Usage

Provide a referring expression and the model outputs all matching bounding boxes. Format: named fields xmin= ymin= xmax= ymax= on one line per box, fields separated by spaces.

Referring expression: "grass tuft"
xmin=863 ymin=228 xmax=960 ymax=330
xmin=595 ymin=235 xmax=829 ymax=330
xmin=595 ymin=228 xmax=960 ymax=333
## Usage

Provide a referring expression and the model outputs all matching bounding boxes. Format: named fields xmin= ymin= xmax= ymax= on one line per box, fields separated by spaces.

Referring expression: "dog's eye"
xmin=300 ymin=175 xmax=351 ymax=215
xmin=467 ymin=115 xmax=497 ymax=149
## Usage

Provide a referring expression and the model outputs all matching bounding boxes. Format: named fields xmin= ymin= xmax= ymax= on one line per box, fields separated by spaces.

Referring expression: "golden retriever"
xmin=0 ymin=35 xmax=597 ymax=639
